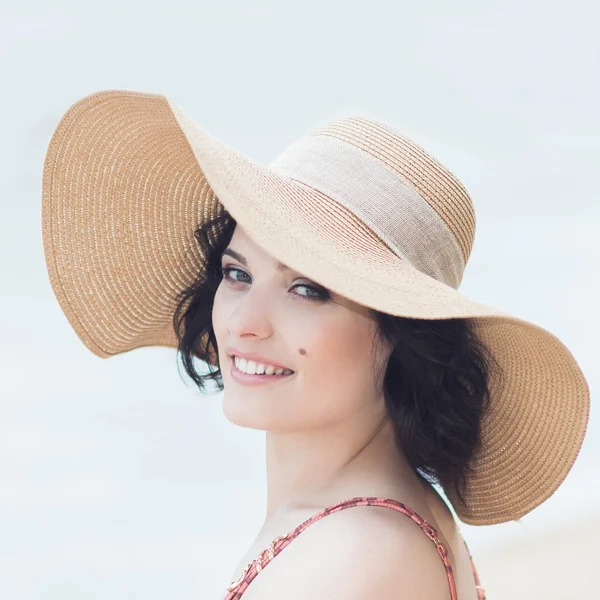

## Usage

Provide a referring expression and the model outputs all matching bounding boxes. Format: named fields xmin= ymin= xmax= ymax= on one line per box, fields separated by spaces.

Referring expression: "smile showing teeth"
xmin=234 ymin=356 xmax=294 ymax=376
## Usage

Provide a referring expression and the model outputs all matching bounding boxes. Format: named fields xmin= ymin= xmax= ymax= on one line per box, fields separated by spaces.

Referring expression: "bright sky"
xmin=1 ymin=1 xmax=598 ymax=598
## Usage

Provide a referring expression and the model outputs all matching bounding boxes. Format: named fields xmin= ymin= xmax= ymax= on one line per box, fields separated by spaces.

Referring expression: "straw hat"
xmin=41 ymin=89 xmax=590 ymax=525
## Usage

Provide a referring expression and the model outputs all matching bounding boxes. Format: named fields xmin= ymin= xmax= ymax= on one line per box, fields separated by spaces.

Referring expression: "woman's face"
xmin=212 ymin=225 xmax=393 ymax=432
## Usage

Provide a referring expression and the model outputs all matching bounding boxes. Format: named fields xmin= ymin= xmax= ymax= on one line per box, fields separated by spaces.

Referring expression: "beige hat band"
xmin=269 ymin=135 xmax=466 ymax=289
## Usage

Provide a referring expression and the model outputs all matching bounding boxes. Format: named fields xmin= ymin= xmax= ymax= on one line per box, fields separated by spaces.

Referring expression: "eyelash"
xmin=220 ymin=266 xmax=329 ymax=301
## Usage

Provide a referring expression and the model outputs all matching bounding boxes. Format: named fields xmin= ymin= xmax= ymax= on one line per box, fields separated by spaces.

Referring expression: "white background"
xmin=1 ymin=1 xmax=598 ymax=598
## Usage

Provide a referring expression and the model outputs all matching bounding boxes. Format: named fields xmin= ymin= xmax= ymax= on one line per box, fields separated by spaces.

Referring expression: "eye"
xmin=221 ymin=266 xmax=250 ymax=283
xmin=290 ymin=283 xmax=329 ymax=300
xmin=221 ymin=266 xmax=329 ymax=301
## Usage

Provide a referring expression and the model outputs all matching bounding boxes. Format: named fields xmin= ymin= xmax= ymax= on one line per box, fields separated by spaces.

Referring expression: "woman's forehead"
xmin=225 ymin=225 xmax=293 ymax=272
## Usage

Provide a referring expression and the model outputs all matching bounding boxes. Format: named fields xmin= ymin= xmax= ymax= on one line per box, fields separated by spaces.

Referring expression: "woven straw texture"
xmin=41 ymin=90 xmax=590 ymax=525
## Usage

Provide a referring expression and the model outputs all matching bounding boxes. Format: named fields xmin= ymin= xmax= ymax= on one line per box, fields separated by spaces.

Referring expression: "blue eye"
xmin=221 ymin=266 xmax=250 ymax=283
xmin=291 ymin=283 xmax=328 ymax=299
xmin=220 ymin=266 xmax=329 ymax=301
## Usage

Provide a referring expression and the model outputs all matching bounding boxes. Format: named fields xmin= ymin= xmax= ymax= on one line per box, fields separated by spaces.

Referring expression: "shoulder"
xmin=241 ymin=503 xmax=452 ymax=600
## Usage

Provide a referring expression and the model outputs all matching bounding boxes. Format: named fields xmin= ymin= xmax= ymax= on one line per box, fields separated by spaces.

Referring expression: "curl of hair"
xmin=372 ymin=312 xmax=500 ymax=511
xmin=173 ymin=211 xmax=501 ymax=512
xmin=172 ymin=210 xmax=237 ymax=391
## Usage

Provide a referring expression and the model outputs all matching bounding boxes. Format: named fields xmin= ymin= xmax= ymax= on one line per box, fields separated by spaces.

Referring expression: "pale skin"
xmin=212 ymin=225 xmax=481 ymax=599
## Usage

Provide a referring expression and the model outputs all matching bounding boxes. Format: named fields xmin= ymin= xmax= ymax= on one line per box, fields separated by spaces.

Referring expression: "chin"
xmin=221 ymin=390 xmax=273 ymax=430
xmin=223 ymin=389 xmax=305 ymax=433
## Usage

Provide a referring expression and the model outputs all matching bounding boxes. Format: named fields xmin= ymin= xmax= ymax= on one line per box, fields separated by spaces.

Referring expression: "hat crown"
xmin=269 ymin=116 xmax=476 ymax=289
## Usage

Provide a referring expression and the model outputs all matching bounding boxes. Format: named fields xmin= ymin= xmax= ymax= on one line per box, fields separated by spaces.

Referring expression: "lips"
xmin=229 ymin=357 xmax=295 ymax=386
xmin=226 ymin=346 xmax=293 ymax=372
xmin=232 ymin=355 xmax=293 ymax=375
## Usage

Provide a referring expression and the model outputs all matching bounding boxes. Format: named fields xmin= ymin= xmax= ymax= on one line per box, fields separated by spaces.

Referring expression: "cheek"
xmin=211 ymin=285 xmax=227 ymax=346
xmin=302 ymin=316 xmax=379 ymax=394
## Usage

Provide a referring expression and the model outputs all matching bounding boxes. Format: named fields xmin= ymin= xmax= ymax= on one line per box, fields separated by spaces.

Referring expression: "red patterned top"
xmin=223 ymin=496 xmax=486 ymax=599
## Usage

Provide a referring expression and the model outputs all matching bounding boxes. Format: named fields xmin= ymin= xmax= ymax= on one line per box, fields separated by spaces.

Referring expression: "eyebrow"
xmin=222 ymin=248 xmax=290 ymax=272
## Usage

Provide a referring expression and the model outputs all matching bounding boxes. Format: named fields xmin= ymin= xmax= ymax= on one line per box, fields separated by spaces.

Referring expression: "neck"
xmin=263 ymin=408 xmax=423 ymax=520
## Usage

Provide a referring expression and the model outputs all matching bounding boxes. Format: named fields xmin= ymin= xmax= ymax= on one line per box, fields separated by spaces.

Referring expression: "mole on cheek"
xmin=298 ymin=348 xmax=306 ymax=356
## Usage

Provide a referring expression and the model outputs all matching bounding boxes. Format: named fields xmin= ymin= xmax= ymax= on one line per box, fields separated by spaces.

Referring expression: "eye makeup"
xmin=220 ymin=265 xmax=330 ymax=302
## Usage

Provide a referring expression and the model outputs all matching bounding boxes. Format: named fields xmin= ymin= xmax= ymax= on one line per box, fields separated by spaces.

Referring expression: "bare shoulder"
xmin=240 ymin=504 xmax=451 ymax=600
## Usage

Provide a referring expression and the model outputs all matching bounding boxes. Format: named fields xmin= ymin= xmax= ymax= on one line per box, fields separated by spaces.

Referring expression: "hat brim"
xmin=42 ymin=89 xmax=590 ymax=526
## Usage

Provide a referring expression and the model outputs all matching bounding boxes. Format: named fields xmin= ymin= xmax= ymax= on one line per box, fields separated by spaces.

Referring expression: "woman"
xmin=41 ymin=90 xmax=590 ymax=600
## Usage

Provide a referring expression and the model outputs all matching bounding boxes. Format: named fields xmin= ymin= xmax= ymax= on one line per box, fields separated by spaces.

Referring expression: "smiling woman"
xmin=173 ymin=211 xmax=495 ymax=511
xmin=41 ymin=90 xmax=590 ymax=600
xmin=172 ymin=211 xmax=494 ymax=599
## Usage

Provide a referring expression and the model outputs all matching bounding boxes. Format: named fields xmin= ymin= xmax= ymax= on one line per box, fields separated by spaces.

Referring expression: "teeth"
xmin=234 ymin=356 xmax=293 ymax=376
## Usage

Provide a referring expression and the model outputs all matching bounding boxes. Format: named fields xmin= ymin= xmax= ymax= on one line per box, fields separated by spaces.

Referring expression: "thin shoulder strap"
xmin=458 ymin=527 xmax=486 ymax=599
xmin=224 ymin=496 xmax=485 ymax=600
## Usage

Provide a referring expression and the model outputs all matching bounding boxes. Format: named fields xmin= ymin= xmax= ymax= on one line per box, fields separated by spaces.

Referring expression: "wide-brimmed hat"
xmin=41 ymin=89 xmax=590 ymax=526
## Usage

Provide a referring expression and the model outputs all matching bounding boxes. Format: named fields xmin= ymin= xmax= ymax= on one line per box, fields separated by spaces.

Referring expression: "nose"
xmin=226 ymin=286 xmax=274 ymax=340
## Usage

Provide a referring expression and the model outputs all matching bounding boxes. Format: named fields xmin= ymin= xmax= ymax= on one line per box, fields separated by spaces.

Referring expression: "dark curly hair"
xmin=173 ymin=210 xmax=500 ymax=511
